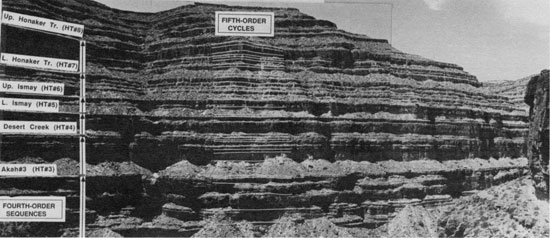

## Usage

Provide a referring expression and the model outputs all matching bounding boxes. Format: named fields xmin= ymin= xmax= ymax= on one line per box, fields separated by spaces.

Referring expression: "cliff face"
xmin=1 ymin=0 xmax=527 ymax=168
xmin=483 ymin=76 xmax=532 ymax=113
xmin=0 ymin=0 xmax=534 ymax=236
xmin=525 ymin=70 xmax=549 ymax=198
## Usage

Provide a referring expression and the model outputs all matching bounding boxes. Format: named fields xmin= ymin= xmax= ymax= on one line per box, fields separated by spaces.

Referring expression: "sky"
xmin=95 ymin=0 xmax=549 ymax=82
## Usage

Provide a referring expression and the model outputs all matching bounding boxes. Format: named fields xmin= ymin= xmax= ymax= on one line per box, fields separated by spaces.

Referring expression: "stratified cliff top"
xmin=7 ymin=0 xmax=471 ymax=83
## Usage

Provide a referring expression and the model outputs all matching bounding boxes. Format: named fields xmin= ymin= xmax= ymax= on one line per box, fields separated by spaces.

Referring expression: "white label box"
xmin=215 ymin=11 xmax=274 ymax=37
xmin=0 ymin=53 xmax=79 ymax=72
xmin=0 ymin=80 xmax=64 ymax=95
xmin=0 ymin=196 xmax=65 ymax=222
xmin=0 ymin=164 xmax=57 ymax=177
xmin=2 ymin=11 xmax=84 ymax=38
xmin=0 ymin=97 xmax=59 ymax=112
xmin=0 ymin=121 xmax=77 ymax=135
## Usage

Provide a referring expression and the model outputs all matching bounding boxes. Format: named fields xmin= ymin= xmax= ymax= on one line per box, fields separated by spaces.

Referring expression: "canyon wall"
xmin=0 ymin=0 xmax=534 ymax=236
xmin=525 ymin=69 xmax=549 ymax=198
xmin=1 ymin=0 xmax=528 ymax=168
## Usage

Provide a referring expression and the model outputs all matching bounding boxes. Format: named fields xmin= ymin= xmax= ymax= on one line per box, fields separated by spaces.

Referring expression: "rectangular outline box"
xmin=215 ymin=11 xmax=275 ymax=37
xmin=0 ymin=164 xmax=57 ymax=177
xmin=2 ymin=10 xmax=84 ymax=38
xmin=0 ymin=97 xmax=59 ymax=113
xmin=0 ymin=196 xmax=65 ymax=222
xmin=0 ymin=53 xmax=79 ymax=73
xmin=0 ymin=80 xmax=65 ymax=96
xmin=0 ymin=120 xmax=77 ymax=135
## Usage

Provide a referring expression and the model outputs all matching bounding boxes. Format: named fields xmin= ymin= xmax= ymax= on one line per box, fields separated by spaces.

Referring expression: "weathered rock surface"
xmin=150 ymin=156 xmax=528 ymax=229
xmin=62 ymin=228 xmax=123 ymax=238
xmin=524 ymin=69 xmax=549 ymax=198
xmin=265 ymin=215 xmax=352 ymax=238
xmin=0 ymin=0 xmax=528 ymax=169
xmin=387 ymin=205 xmax=438 ymax=238
xmin=438 ymin=176 xmax=549 ymax=237
xmin=0 ymin=0 xmax=539 ymax=236
xmin=192 ymin=214 xmax=254 ymax=238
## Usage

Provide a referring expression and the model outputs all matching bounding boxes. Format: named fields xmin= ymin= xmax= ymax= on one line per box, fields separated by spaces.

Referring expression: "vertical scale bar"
xmin=0 ymin=0 xmax=3 ymax=161
xmin=0 ymin=0 xmax=2 ymax=40
xmin=78 ymin=40 xmax=86 ymax=238
xmin=0 ymin=0 xmax=2 ymax=50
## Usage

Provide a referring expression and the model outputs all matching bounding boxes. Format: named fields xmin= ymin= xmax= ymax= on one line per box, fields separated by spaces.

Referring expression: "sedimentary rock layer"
xmin=0 ymin=0 xmax=536 ymax=236
xmin=0 ymin=0 xmax=528 ymax=169
xmin=483 ymin=75 xmax=532 ymax=113
xmin=83 ymin=156 xmax=528 ymax=235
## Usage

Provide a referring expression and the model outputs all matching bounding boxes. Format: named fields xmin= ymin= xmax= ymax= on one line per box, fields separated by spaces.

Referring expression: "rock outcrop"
xmin=387 ymin=205 xmax=438 ymax=238
xmin=0 ymin=0 xmax=527 ymax=168
xmin=85 ymin=155 xmax=524 ymax=236
xmin=525 ymin=70 xmax=549 ymax=198
xmin=438 ymin=176 xmax=549 ymax=237
xmin=483 ymin=75 xmax=532 ymax=113
xmin=0 ymin=0 xmax=536 ymax=236
xmin=265 ymin=215 xmax=352 ymax=237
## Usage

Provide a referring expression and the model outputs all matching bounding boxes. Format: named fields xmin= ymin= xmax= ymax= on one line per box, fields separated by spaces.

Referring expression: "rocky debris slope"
xmin=265 ymin=215 xmax=352 ymax=237
xmin=349 ymin=176 xmax=549 ymax=238
xmin=192 ymin=214 xmax=254 ymax=238
xmin=524 ymin=69 xmax=549 ymax=197
xmin=387 ymin=205 xmax=438 ymax=238
xmin=439 ymin=176 xmax=549 ymax=237
xmin=62 ymin=228 xmax=123 ymax=238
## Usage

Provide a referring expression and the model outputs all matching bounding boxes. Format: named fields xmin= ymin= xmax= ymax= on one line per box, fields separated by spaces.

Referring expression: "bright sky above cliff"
xmin=95 ymin=0 xmax=549 ymax=82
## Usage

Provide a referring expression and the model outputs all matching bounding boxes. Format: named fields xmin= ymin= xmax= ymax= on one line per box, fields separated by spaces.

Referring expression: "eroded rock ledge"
xmin=0 ymin=0 xmax=536 ymax=235
xmin=0 ymin=0 xmax=528 ymax=169
xmin=83 ymin=156 xmax=528 ymax=236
